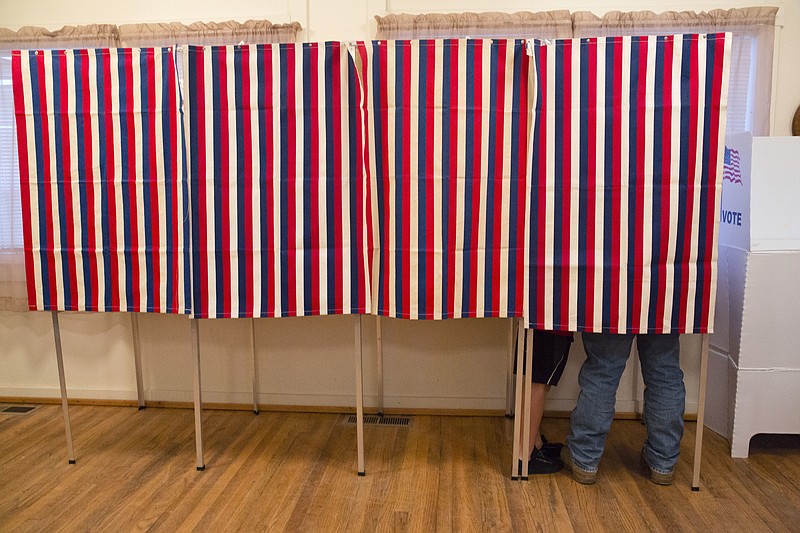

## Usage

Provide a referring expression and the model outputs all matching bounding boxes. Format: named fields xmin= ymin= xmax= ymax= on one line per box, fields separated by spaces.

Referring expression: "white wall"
xmin=1 ymin=0 xmax=796 ymax=413
xmin=0 ymin=0 xmax=796 ymax=133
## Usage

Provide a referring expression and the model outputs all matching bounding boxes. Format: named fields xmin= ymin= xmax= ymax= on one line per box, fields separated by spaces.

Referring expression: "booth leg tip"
xmin=511 ymin=476 xmax=519 ymax=481
xmin=138 ymin=406 xmax=146 ymax=411
xmin=358 ymin=471 xmax=365 ymax=477
xmin=691 ymin=486 xmax=700 ymax=492
xmin=68 ymin=459 xmax=76 ymax=465
xmin=197 ymin=465 xmax=205 ymax=472
xmin=253 ymin=410 xmax=259 ymax=415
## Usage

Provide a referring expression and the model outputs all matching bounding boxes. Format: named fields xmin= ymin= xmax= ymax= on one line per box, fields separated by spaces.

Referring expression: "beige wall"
xmin=1 ymin=0 xmax=796 ymax=134
xmin=1 ymin=0 xmax=795 ymax=413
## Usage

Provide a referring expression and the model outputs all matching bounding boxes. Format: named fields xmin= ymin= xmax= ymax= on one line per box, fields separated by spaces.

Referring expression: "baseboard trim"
xmin=0 ymin=396 xmax=698 ymax=421
xmin=0 ymin=396 xmax=139 ymax=408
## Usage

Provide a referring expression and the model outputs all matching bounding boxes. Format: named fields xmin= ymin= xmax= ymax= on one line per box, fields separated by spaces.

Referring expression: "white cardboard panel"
xmin=721 ymin=134 xmax=800 ymax=252
xmin=739 ymin=251 xmax=800 ymax=369
xmin=751 ymin=137 xmax=800 ymax=251
xmin=709 ymin=245 xmax=800 ymax=457
xmin=730 ymin=368 xmax=800 ymax=458
xmin=705 ymin=345 xmax=732 ymax=439
xmin=719 ymin=245 xmax=748 ymax=367
xmin=711 ymin=245 xmax=732 ymax=353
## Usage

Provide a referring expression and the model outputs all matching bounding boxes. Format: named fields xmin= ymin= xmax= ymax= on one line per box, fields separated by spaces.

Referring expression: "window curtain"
xmin=374 ymin=10 xmax=572 ymax=39
xmin=0 ymin=25 xmax=119 ymax=311
xmin=118 ymin=20 xmax=302 ymax=47
xmin=571 ymin=7 xmax=778 ymax=135
xmin=0 ymin=25 xmax=119 ymax=49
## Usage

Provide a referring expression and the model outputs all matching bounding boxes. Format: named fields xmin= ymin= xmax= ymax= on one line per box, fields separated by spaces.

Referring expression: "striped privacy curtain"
xmin=525 ymin=34 xmax=730 ymax=333
xmin=183 ymin=43 xmax=370 ymax=319
xmin=12 ymin=35 xmax=730 ymax=333
xmin=12 ymin=47 xmax=190 ymax=313
xmin=356 ymin=39 xmax=533 ymax=320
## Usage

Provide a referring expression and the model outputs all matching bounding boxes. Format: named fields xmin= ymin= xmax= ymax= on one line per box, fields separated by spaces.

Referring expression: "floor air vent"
xmin=0 ymin=405 xmax=39 ymax=415
xmin=344 ymin=415 xmax=411 ymax=427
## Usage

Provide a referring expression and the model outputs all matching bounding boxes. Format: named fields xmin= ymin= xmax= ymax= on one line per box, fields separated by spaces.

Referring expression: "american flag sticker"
xmin=723 ymin=146 xmax=742 ymax=185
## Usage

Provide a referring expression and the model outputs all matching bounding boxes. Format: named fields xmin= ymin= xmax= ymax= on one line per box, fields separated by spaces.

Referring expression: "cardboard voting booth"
xmin=707 ymin=132 xmax=800 ymax=457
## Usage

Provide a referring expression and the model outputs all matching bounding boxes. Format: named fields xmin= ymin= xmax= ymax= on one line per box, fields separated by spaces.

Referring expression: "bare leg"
xmin=518 ymin=383 xmax=550 ymax=459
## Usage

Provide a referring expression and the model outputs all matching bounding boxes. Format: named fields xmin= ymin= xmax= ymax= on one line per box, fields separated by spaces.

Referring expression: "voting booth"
xmin=12 ymin=35 xmax=733 ymax=484
xmin=707 ymin=132 xmax=800 ymax=457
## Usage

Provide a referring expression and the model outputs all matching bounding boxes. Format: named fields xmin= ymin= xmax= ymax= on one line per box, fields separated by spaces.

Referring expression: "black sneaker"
xmin=528 ymin=446 xmax=564 ymax=474
xmin=540 ymin=434 xmax=564 ymax=457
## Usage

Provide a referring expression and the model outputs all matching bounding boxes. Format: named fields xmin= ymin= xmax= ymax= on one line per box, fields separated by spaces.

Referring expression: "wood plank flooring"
xmin=1 ymin=405 xmax=798 ymax=532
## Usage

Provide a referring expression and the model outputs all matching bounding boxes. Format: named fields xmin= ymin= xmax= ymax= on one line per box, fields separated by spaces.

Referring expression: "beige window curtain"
xmin=118 ymin=20 xmax=302 ymax=47
xmin=0 ymin=24 xmax=119 ymax=49
xmin=572 ymin=7 xmax=779 ymax=136
xmin=0 ymin=19 xmax=302 ymax=48
xmin=375 ymin=10 xmax=572 ymax=40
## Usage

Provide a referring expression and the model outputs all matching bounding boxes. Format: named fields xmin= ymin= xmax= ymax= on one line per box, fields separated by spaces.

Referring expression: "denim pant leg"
xmin=637 ymin=333 xmax=685 ymax=474
xmin=567 ymin=333 xmax=634 ymax=471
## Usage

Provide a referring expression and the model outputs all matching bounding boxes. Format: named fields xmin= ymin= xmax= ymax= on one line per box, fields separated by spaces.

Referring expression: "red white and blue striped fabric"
xmin=183 ymin=43 xmax=370 ymax=319
xmin=12 ymin=48 xmax=190 ymax=314
xmin=13 ymin=37 xmax=730 ymax=332
xmin=357 ymin=39 xmax=532 ymax=320
xmin=525 ymin=34 xmax=731 ymax=333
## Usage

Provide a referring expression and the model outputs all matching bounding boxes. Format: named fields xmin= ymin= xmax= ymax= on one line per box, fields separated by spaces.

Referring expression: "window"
xmin=0 ymin=19 xmax=299 ymax=280
xmin=0 ymin=51 xmax=22 ymax=251
xmin=0 ymin=12 xmax=775 ymax=268
xmin=570 ymin=7 xmax=778 ymax=136
xmin=727 ymin=35 xmax=756 ymax=134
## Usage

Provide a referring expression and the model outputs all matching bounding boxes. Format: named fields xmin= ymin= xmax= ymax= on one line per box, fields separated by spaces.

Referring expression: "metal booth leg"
xmin=355 ymin=315 xmax=365 ymax=476
xmin=51 ymin=311 xmax=76 ymax=464
xmin=191 ymin=319 xmax=205 ymax=471
xmin=511 ymin=322 xmax=525 ymax=479
xmin=131 ymin=313 xmax=146 ymax=410
xmin=506 ymin=318 xmax=516 ymax=417
xmin=250 ymin=318 xmax=259 ymax=415
xmin=376 ymin=316 xmax=384 ymax=417
xmin=692 ymin=334 xmax=710 ymax=491
xmin=520 ymin=328 xmax=534 ymax=480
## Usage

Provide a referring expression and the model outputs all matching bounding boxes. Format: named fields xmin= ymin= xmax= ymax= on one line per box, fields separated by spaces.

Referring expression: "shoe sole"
xmin=518 ymin=458 xmax=564 ymax=476
xmin=560 ymin=448 xmax=597 ymax=485
xmin=640 ymin=451 xmax=674 ymax=486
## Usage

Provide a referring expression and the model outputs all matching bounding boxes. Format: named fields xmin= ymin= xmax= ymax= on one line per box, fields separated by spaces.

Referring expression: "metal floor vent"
xmin=344 ymin=415 xmax=411 ymax=427
xmin=0 ymin=405 xmax=39 ymax=415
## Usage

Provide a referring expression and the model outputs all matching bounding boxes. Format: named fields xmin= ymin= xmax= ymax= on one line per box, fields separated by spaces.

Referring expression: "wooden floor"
xmin=1 ymin=405 xmax=799 ymax=532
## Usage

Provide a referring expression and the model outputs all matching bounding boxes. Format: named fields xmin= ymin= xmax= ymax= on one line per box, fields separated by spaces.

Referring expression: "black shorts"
xmin=514 ymin=329 xmax=573 ymax=386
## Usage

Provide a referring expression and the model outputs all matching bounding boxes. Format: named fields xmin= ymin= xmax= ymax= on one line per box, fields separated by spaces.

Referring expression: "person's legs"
xmin=515 ymin=330 xmax=571 ymax=474
xmin=517 ymin=382 xmax=562 ymax=473
xmin=566 ymin=332 xmax=634 ymax=472
xmin=525 ymin=383 xmax=549 ymax=456
xmin=524 ymin=329 xmax=571 ymax=458
xmin=637 ymin=333 xmax=685 ymax=474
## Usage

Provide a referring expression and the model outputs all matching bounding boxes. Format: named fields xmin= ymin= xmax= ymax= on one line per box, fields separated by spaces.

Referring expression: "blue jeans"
xmin=566 ymin=333 xmax=685 ymax=474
